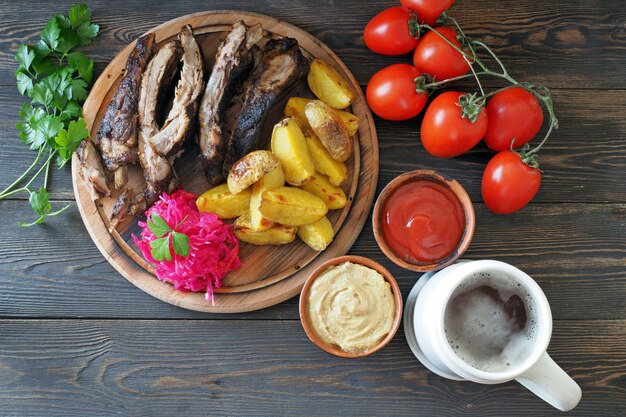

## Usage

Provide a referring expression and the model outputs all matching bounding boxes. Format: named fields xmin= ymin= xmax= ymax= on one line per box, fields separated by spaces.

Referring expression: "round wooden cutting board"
xmin=72 ymin=11 xmax=378 ymax=313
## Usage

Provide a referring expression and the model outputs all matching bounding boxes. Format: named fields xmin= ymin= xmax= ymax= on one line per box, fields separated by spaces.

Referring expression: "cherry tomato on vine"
xmin=364 ymin=7 xmax=419 ymax=56
xmin=482 ymin=150 xmax=541 ymax=214
xmin=484 ymin=87 xmax=544 ymax=151
xmin=420 ymin=91 xmax=488 ymax=158
xmin=400 ymin=0 xmax=456 ymax=26
xmin=413 ymin=27 xmax=470 ymax=81
xmin=366 ymin=64 xmax=428 ymax=121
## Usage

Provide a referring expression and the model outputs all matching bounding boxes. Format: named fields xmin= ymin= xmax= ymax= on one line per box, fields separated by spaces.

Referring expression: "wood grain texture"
xmin=1 ymin=88 xmax=625 ymax=203
xmin=0 ymin=319 xmax=623 ymax=417
xmin=0 ymin=0 xmax=624 ymax=89
xmin=1 ymin=200 xmax=623 ymax=321
xmin=0 ymin=0 xmax=624 ymax=415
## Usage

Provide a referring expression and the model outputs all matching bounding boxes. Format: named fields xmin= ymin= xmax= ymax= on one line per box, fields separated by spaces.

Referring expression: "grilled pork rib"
xmin=76 ymin=139 xmax=111 ymax=201
xmin=138 ymin=41 xmax=181 ymax=205
xmin=223 ymin=37 xmax=309 ymax=176
xmin=149 ymin=25 xmax=204 ymax=158
xmin=198 ymin=21 xmax=264 ymax=185
xmin=109 ymin=188 xmax=147 ymax=229
xmin=97 ymin=33 xmax=155 ymax=190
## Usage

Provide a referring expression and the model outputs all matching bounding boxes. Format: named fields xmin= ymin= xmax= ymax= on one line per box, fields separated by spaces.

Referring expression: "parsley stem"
xmin=47 ymin=204 xmax=71 ymax=217
xmin=174 ymin=214 xmax=189 ymax=231
xmin=1 ymin=149 xmax=58 ymax=200
xmin=0 ymin=146 xmax=44 ymax=198
xmin=43 ymin=148 xmax=52 ymax=189
xmin=0 ymin=187 xmax=28 ymax=200
xmin=17 ymin=215 xmax=45 ymax=228
xmin=24 ymin=149 xmax=56 ymax=190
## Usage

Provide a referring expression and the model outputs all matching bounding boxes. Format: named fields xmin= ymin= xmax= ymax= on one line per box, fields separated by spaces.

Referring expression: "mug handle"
xmin=516 ymin=352 xmax=582 ymax=411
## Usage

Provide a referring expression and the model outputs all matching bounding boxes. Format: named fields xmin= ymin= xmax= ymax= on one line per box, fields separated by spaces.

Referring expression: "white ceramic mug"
xmin=412 ymin=260 xmax=581 ymax=411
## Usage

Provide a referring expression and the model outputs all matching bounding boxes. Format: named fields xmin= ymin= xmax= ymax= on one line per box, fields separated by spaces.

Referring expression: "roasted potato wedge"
xmin=304 ymin=132 xmax=348 ymax=186
xmin=307 ymin=58 xmax=355 ymax=109
xmin=250 ymin=166 xmax=285 ymax=231
xmin=338 ymin=111 xmax=360 ymax=137
xmin=270 ymin=118 xmax=315 ymax=186
xmin=259 ymin=187 xmax=328 ymax=226
xmin=299 ymin=172 xmax=347 ymax=210
xmin=305 ymin=100 xmax=353 ymax=162
xmin=196 ymin=184 xmax=251 ymax=219
xmin=234 ymin=212 xmax=296 ymax=245
xmin=227 ymin=150 xmax=281 ymax=195
xmin=284 ymin=97 xmax=313 ymax=130
xmin=297 ymin=216 xmax=335 ymax=251
xmin=284 ymin=97 xmax=360 ymax=136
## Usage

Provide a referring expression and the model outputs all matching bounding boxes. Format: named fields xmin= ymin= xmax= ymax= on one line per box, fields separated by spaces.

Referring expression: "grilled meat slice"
xmin=76 ymin=139 xmax=111 ymax=201
xmin=109 ymin=188 xmax=147 ymax=229
xmin=98 ymin=33 xmax=155 ymax=189
xmin=223 ymin=37 xmax=309 ymax=176
xmin=149 ymin=25 xmax=204 ymax=158
xmin=138 ymin=41 xmax=181 ymax=205
xmin=198 ymin=21 xmax=264 ymax=185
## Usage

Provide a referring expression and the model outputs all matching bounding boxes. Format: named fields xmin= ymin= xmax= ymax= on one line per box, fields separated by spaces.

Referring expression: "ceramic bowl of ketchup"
xmin=373 ymin=170 xmax=475 ymax=272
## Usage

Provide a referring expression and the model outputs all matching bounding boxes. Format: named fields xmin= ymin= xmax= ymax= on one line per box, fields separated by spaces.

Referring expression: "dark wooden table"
xmin=1 ymin=1 xmax=624 ymax=415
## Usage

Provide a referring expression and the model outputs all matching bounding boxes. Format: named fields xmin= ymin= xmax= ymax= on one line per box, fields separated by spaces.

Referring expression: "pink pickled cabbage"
xmin=133 ymin=189 xmax=241 ymax=302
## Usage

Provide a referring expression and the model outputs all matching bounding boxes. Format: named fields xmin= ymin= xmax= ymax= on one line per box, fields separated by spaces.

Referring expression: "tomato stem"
xmin=420 ymin=22 xmax=484 ymax=96
xmin=418 ymin=14 xmax=558 ymax=156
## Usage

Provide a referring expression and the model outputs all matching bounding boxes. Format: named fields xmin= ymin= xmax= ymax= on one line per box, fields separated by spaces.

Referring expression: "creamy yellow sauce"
xmin=307 ymin=262 xmax=395 ymax=353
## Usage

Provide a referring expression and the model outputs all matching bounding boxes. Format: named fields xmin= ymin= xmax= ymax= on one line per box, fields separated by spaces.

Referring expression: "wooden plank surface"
xmin=1 ymin=199 xmax=624 ymax=320
xmin=0 ymin=0 xmax=624 ymax=89
xmin=1 ymin=88 xmax=625 ymax=203
xmin=0 ymin=319 xmax=623 ymax=417
xmin=0 ymin=0 xmax=624 ymax=415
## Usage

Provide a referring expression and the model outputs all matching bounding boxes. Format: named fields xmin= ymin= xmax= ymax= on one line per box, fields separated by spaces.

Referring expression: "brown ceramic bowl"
xmin=299 ymin=255 xmax=403 ymax=358
xmin=372 ymin=170 xmax=475 ymax=272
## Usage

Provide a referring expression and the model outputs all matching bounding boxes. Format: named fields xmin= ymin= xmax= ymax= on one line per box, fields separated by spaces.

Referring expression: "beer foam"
xmin=443 ymin=271 xmax=538 ymax=373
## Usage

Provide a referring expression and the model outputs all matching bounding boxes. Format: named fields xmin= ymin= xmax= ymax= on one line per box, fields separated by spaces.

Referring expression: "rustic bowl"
xmin=299 ymin=255 xmax=403 ymax=358
xmin=372 ymin=170 xmax=475 ymax=272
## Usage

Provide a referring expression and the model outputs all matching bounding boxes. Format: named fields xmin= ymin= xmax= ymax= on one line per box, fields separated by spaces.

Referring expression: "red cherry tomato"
xmin=400 ymin=0 xmax=456 ymax=26
xmin=420 ymin=91 xmax=488 ymax=157
xmin=413 ymin=27 xmax=469 ymax=81
xmin=364 ymin=7 xmax=419 ymax=56
xmin=482 ymin=150 xmax=541 ymax=214
xmin=484 ymin=87 xmax=544 ymax=151
xmin=366 ymin=64 xmax=428 ymax=121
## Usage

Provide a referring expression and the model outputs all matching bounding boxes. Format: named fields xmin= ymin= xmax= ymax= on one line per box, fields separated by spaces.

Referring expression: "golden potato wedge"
xmin=304 ymin=132 xmax=348 ymax=186
xmin=284 ymin=97 xmax=313 ymax=131
xmin=270 ymin=118 xmax=315 ymax=186
xmin=227 ymin=150 xmax=281 ymax=195
xmin=285 ymin=97 xmax=360 ymax=136
xmin=305 ymin=100 xmax=353 ymax=162
xmin=234 ymin=212 xmax=296 ymax=245
xmin=307 ymin=58 xmax=355 ymax=109
xmin=196 ymin=184 xmax=251 ymax=219
xmin=338 ymin=110 xmax=360 ymax=137
xmin=259 ymin=187 xmax=328 ymax=226
xmin=250 ymin=166 xmax=285 ymax=231
xmin=297 ymin=216 xmax=335 ymax=251
xmin=299 ymin=172 xmax=347 ymax=210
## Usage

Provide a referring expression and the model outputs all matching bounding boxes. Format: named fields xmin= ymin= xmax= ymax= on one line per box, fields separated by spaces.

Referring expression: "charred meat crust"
xmin=97 ymin=33 xmax=155 ymax=178
xmin=223 ymin=37 xmax=309 ymax=176
xmin=109 ymin=188 xmax=147 ymax=230
xmin=148 ymin=25 xmax=204 ymax=158
xmin=198 ymin=21 xmax=263 ymax=185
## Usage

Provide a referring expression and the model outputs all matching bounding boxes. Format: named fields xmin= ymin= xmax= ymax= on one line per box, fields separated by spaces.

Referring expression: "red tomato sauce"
xmin=381 ymin=179 xmax=465 ymax=264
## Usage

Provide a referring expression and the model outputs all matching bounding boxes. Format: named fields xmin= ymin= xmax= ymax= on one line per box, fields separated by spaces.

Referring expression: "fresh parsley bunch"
xmin=1 ymin=3 xmax=99 ymax=226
